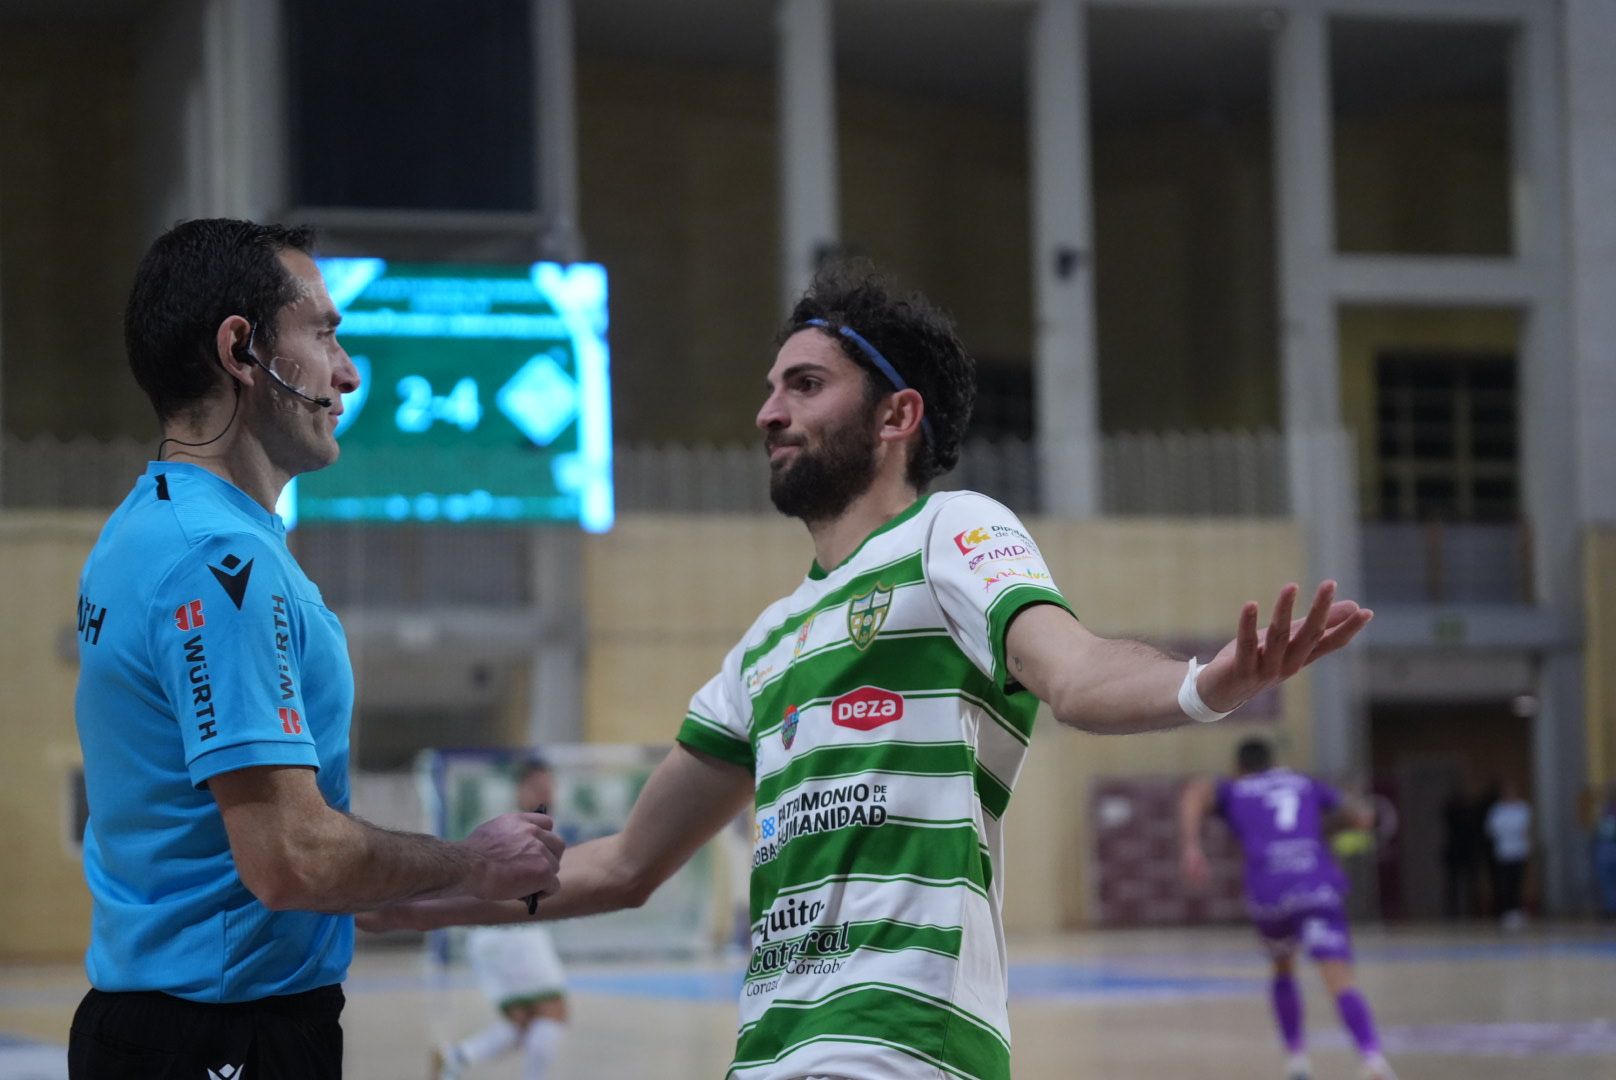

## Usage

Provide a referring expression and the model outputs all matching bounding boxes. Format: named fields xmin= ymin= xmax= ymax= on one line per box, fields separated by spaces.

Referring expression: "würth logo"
xmin=173 ymin=599 xmax=205 ymax=631
xmin=208 ymin=554 xmax=254 ymax=610
xmin=77 ymin=594 xmax=108 ymax=645
xmin=279 ymin=707 xmax=303 ymax=735
xmin=831 ymin=686 xmax=904 ymax=731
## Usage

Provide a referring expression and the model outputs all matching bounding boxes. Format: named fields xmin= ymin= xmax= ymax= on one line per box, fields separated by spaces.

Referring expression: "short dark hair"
xmin=515 ymin=757 xmax=551 ymax=782
xmin=124 ymin=218 xmax=317 ymax=421
xmin=1236 ymin=738 xmax=1274 ymax=773
xmin=777 ymin=263 xmax=976 ymax=489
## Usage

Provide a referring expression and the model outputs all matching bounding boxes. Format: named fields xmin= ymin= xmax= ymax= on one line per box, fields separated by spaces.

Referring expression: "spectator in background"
xmin=1484 ymin=779 xmax=1533 ymax=930
xmin=1593 ymin=783 xmax=1616 ymax=920
xmin=1441 ymin=780 xmax=1486 ymax=920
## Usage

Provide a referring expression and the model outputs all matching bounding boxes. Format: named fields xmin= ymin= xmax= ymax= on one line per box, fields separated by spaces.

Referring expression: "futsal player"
xmin=434 ymin=759 xmax=569 ymax=1080
xmin=1179 ymin=738 xmax=1396 ymax=1080
xmin=364 ymin=264 xmax=1372 ymax=1079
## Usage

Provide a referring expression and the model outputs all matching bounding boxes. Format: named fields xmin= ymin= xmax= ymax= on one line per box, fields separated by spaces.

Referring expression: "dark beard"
xmin=767 ymin=411 xmax=880 ymax=524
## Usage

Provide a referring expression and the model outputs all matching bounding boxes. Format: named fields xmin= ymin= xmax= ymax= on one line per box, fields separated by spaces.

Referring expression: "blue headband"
xmin=805 ymin=318 xmax=936 ymax=448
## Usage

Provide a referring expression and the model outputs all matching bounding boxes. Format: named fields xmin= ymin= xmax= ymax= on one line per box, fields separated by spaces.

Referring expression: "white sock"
xmin=521 ymin=1017 xmax=566 ymax=1080
xmin=454 ymin=1017 xmax=520 ymax=1065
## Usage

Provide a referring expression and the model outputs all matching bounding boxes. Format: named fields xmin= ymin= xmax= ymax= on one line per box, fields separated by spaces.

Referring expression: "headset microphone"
xmin=260 ymin=363 xmax=334 ymax=409
xmin=235 ymin=341 xmax=334 ymax=408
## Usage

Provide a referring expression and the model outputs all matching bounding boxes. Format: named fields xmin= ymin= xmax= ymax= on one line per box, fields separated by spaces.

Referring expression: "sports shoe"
xmin=1360 ymin=1053 xmax=1398 ymax=1080
xmin=1284 ymin=1053 xmax=1313 ymax=1080
xmin=430 ymin=1043 xmax=463 ymax=1080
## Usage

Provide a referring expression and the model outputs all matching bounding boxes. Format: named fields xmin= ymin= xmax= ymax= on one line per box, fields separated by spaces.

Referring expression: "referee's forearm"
xmin=254 ymin=811 xmax=484 ymax=912
xmin=367 ymin=834 xmax=649 ymax=930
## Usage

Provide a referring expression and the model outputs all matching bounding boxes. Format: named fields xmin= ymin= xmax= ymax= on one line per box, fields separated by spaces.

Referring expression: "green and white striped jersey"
xmin=676 ymin=490 xmax=1074 ymax=1080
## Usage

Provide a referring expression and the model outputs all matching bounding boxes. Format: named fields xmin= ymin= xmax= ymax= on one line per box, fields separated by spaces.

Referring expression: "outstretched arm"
xmin=1178 ymin=777 xmax=1218 ymax=888
xmin=361 ymin=743 xmax=754 ymax=931
xmin=1005 ymin=580 xmax=1372 ymax=733
xmin=212 ymin=765 xmax=562 ymax=913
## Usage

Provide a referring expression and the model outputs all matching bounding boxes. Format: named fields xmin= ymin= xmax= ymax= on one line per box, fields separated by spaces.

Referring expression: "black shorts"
xmin=68 ymin=983 xmax=344 ymax=1079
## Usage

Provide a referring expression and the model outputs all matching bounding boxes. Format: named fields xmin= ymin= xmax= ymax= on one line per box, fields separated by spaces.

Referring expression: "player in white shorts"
xmin=434 ymin=760 xmax=568 ymax=1080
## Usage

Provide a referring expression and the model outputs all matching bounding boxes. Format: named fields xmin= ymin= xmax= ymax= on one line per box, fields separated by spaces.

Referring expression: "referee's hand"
xmin=461 ymin=812 xmax=565 ymax=903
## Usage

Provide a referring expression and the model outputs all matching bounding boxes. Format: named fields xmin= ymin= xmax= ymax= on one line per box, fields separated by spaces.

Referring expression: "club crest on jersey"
xmin=781 ymin=704 xmax=800 ymax=750
xmin=846 ymin=582 xmax=892 ymax=651
xmin=792 ymin=611 xmax=817 ymax=662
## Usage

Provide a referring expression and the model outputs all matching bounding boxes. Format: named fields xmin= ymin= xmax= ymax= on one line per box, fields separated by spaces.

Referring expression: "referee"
xmin=68 ymin=218 xmax=564 ymax=1078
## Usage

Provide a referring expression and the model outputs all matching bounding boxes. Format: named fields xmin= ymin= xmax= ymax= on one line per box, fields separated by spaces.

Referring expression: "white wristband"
xmin=1178 ymin=657 xmax=1232 ymax=724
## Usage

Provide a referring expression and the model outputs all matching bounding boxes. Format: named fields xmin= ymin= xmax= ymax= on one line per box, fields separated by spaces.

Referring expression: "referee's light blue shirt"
xmin=74 ymin=463 xmax=354 ymax=1002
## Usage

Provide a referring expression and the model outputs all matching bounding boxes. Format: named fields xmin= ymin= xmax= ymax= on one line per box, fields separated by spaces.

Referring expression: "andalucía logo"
xmin=781 ymin=704 xmax=800 ymax=750
xmin=792 ymin=612 xmax=816 ymax=661
xmin=846 ymin=582 xmax=893 ymax=651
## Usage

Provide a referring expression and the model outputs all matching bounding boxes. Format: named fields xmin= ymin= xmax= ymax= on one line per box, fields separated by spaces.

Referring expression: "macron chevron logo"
xmin=208 ymin=554 xmax=254 ymax=610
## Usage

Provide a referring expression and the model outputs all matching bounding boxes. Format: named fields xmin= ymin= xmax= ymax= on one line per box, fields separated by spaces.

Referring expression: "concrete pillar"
xmin=533 ymin=0 xmax=582 ymax=263
xmin=137 ymin=0 xmax=284 ymax=234
xmin=1560 ymin=0 xmax=1616 ymax=902
xmin=1563 ymin=0 xmax=1616 ymax=526
xmin=1272 ymin=7 xmax=1364 ymax=781
xmin=1028 ymin=0 xmax=1100 ymax=518
xmin=527 ymin=529 xmax=584 ymax=746
xmin=1515 ymin=7 xmax=1587 ymax=914
xmin=776 ymin=0 xmax=839 ymax=312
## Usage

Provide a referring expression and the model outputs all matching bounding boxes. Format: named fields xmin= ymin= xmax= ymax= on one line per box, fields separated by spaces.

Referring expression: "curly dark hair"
xmin=776 ymin=263 xmax=976 ymax=490
xmin=124 ymin=218 xmax=317 ymax=422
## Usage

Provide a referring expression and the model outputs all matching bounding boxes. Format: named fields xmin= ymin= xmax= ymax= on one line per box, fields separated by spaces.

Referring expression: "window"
xmin=285 ymin=0 xmax=536 ymax=212
xmin=1375 ymin=352 xmax=1516 ymax=521
xmin=971 ymin=360 xmax=1035 ymax=441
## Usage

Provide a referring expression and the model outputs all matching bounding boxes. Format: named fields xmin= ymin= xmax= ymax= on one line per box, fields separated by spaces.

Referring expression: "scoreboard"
xmin=281 ymin=258 xmax=613 ymax=531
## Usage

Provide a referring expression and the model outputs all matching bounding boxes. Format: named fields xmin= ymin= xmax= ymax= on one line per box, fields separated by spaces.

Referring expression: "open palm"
xmin=1197 ymin=581 xmax=1372 ymax=714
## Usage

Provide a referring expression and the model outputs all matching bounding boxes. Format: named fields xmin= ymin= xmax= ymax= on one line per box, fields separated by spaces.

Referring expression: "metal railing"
xmin=4 ymin=430 xmax=1532 ymax=603
xmin=3 ymin=428 xmax=1293 ymax=518
xmin=1100 ymin=428 xmax=1288 ymax=517
xmin=1 ymin=434 xmax=153 ymax=509
xmin=1361 ymin=520 xmax=1532 ymax=604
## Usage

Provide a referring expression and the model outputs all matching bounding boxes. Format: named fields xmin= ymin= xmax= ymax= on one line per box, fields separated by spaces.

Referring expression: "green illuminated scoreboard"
xmin=281 ymin=259 xmax=613 ymax=531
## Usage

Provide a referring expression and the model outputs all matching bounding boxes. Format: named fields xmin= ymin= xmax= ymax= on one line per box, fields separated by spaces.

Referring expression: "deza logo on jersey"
xmin=831 ymin=686 xmax=904 ymax=731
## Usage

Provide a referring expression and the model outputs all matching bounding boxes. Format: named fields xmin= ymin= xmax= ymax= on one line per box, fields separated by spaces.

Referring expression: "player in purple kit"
xmin=1180 ymin=738 xmax=1395 ymax=1080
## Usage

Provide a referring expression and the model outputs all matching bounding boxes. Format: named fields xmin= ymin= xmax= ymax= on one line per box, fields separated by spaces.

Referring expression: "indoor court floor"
xmin=1 ymin=924 xmax=1612 ymax=1079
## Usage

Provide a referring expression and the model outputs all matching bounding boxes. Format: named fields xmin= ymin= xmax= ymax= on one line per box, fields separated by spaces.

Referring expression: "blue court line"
xmin=569 ymin=967 xmax=744 ymax=1002
xmin=554 ymin=962 xmax=1262 ymax=1003
xmin=1008 ymin=962 xmax=1259 ymax=1000
xmin=9 ymin=938 xmax=1609 ymax=1012
xmin=0 ymin=1032 xmax=55 ymax=1049
xmin=1112 ymin=937 xmax=1616 ymax=970
xmin=1355 ymin=939 xmax=1616 ymax=962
